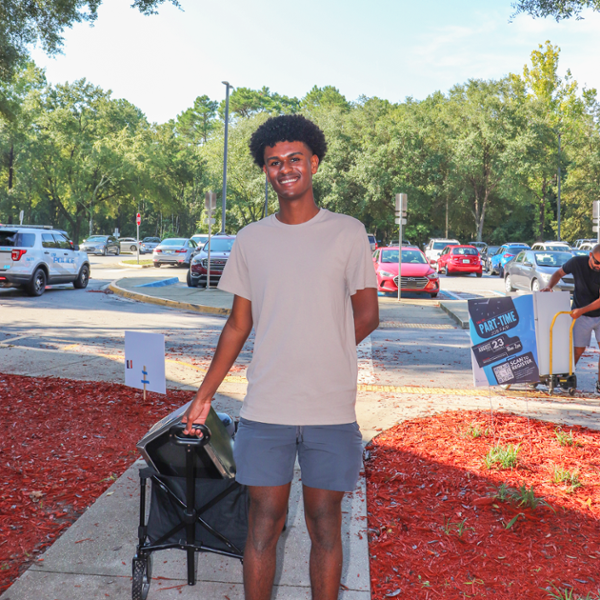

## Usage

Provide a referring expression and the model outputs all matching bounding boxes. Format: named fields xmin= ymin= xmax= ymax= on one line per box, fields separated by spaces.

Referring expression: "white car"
xmin=531 ymin=241 xmax=572 ymax=252
xmin=424 ymin=238 xmax=460 ymax=265
xmin=0 ymin=225 xmax=91 ymax=296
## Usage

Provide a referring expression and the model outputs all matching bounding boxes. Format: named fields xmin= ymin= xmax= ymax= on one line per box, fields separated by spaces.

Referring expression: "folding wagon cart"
xmin=132 ymin=404 xmax=247 ymax=600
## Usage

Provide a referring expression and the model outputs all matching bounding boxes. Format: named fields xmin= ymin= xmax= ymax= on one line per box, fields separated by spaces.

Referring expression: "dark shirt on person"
xmin=562 ymin=255 xmax=600 ymax=318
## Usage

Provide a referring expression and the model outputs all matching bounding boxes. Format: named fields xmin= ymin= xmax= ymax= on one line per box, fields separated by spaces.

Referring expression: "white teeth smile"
xmin=280 ymin=177 xmax=298 ymax=184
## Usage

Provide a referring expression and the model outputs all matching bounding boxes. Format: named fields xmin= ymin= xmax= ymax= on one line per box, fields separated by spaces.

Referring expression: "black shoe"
xmin=596 ymin=381 xmax=600 ymax=395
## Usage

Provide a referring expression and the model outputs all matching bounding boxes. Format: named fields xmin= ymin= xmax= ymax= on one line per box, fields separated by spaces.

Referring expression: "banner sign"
xmin=468 ymin=296 xmax=539 ymax=387
xmin=124 ymin=331 xmax=166 ymax=394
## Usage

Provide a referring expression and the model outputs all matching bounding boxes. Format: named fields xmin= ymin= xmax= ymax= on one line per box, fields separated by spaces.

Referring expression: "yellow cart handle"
xmin=549 ymin=311 xmax=577 ymax=377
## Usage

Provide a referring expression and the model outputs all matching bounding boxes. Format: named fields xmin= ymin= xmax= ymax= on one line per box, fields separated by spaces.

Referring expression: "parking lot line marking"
xmin=441 ymin=290 xmax=461 ymax=300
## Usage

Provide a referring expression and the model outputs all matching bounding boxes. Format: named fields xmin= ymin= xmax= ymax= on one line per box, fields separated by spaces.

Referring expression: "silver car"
xmin=504 ymin=250 xmax=574 ymax=293
xmin=119 ymin=237 xmax=139 ymax=253
xmin=139 ymin=237 xmax=161 ymax=254
xmin=152 ymin=238 xmax=198 ymax=268
xmin=80 ymin=235 xmax=120 ymax=255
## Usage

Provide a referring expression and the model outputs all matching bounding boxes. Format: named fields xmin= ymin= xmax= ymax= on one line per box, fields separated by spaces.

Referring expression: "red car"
xmin=372 ymin=246 xmax=440 ymax=298
xmin=436 ymin=245 xmax=482 ymax=277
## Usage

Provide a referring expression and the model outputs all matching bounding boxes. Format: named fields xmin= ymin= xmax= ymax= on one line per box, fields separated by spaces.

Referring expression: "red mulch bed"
xmin=0 ymin=373 xmax=191 ymax=594
xmin=365 ymin=410 xmax=600 ymax=600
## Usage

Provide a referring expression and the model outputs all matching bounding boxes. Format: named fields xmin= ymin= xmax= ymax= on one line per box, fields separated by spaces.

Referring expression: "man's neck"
xmin=275 ymin=196 xmax=320 ymax=225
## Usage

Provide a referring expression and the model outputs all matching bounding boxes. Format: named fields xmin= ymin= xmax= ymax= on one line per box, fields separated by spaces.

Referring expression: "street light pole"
xmin=557 ymin=131 xmax=562 ymax=241
xmin=220 ymin=81 xmax=233 ymax=234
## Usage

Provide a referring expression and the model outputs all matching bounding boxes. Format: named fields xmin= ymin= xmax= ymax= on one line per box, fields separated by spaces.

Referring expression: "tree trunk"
xmin=7 ymin=145 xmax=14 ymax=190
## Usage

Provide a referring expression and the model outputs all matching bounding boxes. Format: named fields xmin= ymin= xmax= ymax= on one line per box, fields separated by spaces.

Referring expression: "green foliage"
xmin=547 ymin=584 xmax=600 ymax=599
xmin=442 ymin=517 xmax=474 ymax=537
xmin=484 ymin=444 xmax=520 ymax=469
xmin=555 ymin=428 xmax=577 ymax=446
xmin=0 ymin=0 xmax=180 ymax=83
xmin=512 ymin=0 xmax=600 ymax=21
xmin=552 ymin=467 xmax=582 ymax=490
xmin=511 ymin=483 xmax=553 ymax=510
xmin=2 ymin=42 xmax=600 ymax=245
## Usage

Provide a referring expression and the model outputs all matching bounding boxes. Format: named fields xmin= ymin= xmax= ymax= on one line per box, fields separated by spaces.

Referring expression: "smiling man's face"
xmin=263 ymin=141 xmax=319 ymax=202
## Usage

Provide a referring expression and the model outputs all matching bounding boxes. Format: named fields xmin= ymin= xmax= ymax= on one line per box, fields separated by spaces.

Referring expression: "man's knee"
xmin=303 ymin=487 xmax=343 ymax=548
xmin=574 ymin=347 xmax=586 ymax=363
xmin=247 ymin=485 xmax=289 ymax=550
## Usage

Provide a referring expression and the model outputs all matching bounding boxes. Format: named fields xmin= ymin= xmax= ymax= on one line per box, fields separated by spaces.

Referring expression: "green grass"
xmin=547 ymin=585 xmax=600 ymax=599
xmin=555 ymin=428 xmax=576 ymax=447
xmin=484 ymin=443 xmax=520 ymax=469
xmin=441 ymin=517 xmax=474 ymax=538
xmin=464 ymin=422 xmax=489 ymax=438
xmin=510 ymin=484 xmax=553 ymax=511
xmin=552 ymin=467 xmax=582 ymax=491
xmin=121 ymin=259 xmax=153 ymax=266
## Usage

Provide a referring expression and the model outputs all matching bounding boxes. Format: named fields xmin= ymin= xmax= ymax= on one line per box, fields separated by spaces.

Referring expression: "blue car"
xmin=488 ymin=243 xmax=530 ymax=276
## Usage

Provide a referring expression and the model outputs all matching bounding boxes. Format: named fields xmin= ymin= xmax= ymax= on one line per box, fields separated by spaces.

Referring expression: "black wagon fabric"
xmin=147 ymin=473 xmax=248 ymax=553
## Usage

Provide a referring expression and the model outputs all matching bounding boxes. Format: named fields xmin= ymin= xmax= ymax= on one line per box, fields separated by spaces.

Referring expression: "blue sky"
xmin=30 ymin=0 xmax=600 ymax=124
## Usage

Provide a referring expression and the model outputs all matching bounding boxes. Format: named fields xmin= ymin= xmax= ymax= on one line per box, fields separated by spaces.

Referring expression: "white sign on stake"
xmin=125 ymin=331 xmax=166 ymax=396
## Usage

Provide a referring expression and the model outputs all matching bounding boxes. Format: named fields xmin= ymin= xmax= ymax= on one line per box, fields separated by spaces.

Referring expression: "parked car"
xmin=571 ymin=249 xmax=588 ymax=257
xmin=424 ymin=238 xmax=460 ymax=265
xmin=372 ymin=246 xmax=440 ymax=298
xmin=482 ymin=245 xmax=500 ymax=271
xmin=139 ymin=237 xmax=161 ymax=254
xmin=436 ymin=245 xmax=483 ymax=277
xmin=188 ymin=235 xmax=236 ymax=287
xmin=469 ymin=241 xmax=488 ymax=254
xmin=574 ymin=238 xmax=596 ymax=249
xmin=0 ymin=225 xmax=90 ymax=296
xmin=504 ymin=250 xmax=574 ymax=293
xmin=152 ymin=238 xmax=198 ymax=268
xmin=531 ymin=241 xmax=572 ymax=252
xmin=190 ymin=234 xmax=209 ymax=249
xmin=487 ymin=243 xmax=530 ymax=276
xmin=367 ymin=233 xmax=377 ymax=252
xmin=118 ymin=237 xmax=139 ymax=253
xmin=579 ymin=242 xmax=595 ymax=252
xmin=80 ymin=235 xmax=120 ymax=256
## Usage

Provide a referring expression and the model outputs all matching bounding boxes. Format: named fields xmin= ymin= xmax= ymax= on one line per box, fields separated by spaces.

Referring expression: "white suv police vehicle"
xmin=0 ymin=225 xmax=91 ymax=296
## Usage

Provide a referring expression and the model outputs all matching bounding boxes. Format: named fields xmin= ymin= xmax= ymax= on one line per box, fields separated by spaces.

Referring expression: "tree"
xmin=0 ymin=0 xmax=181 ymax=83
xmin=511 ymin=0 xmax=600 ymax=20
xmin=176 ymin=95 xmax=218 ymax=145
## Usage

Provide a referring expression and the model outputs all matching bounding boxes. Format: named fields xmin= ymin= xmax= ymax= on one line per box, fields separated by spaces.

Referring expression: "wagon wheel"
xmin=132 ymin=554 xmax=152 ymax=600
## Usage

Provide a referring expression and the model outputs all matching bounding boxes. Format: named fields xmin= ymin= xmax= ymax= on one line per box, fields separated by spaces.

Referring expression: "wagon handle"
xmin=169 ymin=423 xmax=211 ymax=446
xmin=549 ymin=311 xmax=576 ymax=377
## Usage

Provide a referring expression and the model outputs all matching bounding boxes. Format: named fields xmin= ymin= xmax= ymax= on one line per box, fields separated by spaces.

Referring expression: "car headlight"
xmin=378 ymin=270 xmax=394 ymax=277
xmin=426 ymin=272 xmax=438 ymax=279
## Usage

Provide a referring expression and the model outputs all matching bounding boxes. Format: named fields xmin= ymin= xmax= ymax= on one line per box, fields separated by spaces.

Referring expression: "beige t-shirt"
xmin=218 ymin=209 xmax=377 ymax=425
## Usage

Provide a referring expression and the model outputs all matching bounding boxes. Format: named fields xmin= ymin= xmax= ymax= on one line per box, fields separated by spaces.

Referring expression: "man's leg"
xmin=243 ymin=483 xmax=290 ymax=600
xmin=574 ymin=347 xmax=586 ymax=365
xmin=303 ymin=485 xmax=345 ymax=600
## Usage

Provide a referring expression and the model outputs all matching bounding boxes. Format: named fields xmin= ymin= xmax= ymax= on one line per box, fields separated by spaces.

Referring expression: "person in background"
xmin=541 ymin=243 xmax=600 ymax=393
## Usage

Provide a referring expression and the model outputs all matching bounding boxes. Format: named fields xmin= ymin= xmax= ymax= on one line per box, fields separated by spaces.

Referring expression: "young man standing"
xmin=541 ymin=244 xmax=600 ymax=392
xmin=182 ymin=114 xmax=379 ymax=600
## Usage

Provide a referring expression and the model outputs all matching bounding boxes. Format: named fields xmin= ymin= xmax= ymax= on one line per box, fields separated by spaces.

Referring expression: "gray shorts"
xmin=573 ymin=315 xmax=600 ymax=348
xmin=233 ymin=418 xmax=363 ymax=492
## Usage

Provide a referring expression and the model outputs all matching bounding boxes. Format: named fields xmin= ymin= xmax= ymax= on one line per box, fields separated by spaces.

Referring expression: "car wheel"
xmin=101 ymin=246 xmax=107 ymax=256
xmin=531 ymin=279 xmax=540 ymax=292
xmin=498 ymin=266 xmax=504 ymax=278
xmin=27 ymin=268 xmax=47 ymax=297
xmin=186 ymin=270 xmax=198 ymax=288
xmin=130 ymin=245 xmax=137 ymax=252
xmin=115 ymin=247 xmax=120 ymax=256
xmin=154 ymin=263 xmax=161 ymax=268
xmin=430 ymin=293 xmax=438 ymax=298
xmin=446 ymin=266 xmax=453 ymax=276
xmin=476 ymin=271 xmax=482 ymax=278
xmin=73 ymin=264 xmax=90 ymax=289
xmin=505 ymin=274 xmax=515 ymax=293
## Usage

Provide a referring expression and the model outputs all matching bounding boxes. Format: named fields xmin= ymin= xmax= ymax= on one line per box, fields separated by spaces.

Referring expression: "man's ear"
xmin=263 ymin=164 xmax=269 ymax=181
xmin=310 ymin=153 xmax=320 ymax=175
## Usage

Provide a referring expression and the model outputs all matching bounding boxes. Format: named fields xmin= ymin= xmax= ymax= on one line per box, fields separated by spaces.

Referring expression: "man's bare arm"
xmin=351 ymin=287 xmax=379 ymax=345
xmin=540 ymin=267 xmax=566 ymax=292
xmin=182 ymin=295 xmax=253 ymax=434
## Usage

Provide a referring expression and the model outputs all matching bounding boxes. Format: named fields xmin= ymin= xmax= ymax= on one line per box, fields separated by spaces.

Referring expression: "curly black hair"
xmin=249 ymin=115 xmax=328 ymax=168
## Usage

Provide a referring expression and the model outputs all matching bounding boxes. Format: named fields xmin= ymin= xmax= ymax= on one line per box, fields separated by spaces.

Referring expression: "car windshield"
xmin=142 ymin=237 xmax=160 ymax=243
xmin=452 ymin=247 xmax=478 ymax=255
xmin=433 ymin=241 xmax=458 ymax=250
xmin=572 ymin=250 xmax=588 ymax=256
xmin=161 ymin=239 xmax=187 ymax=246
xmin=381 ymin=250 xmax=426 ymax=264
xmin=204 ymin=238 xmax=235 ymax=253
xmin=87 ymin=236 xmax=107 ymax=242
xmin=545 ymin=244 xmax=570 ymax=251
xmin=534 ymin=252 xmax=572 ymax=267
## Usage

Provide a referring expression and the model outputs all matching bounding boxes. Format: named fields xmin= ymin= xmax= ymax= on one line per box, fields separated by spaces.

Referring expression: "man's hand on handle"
xmin=571 ymin=308 xmax=585 ymax=320
xmin=182 ymin=396 xmax=212 ymax=436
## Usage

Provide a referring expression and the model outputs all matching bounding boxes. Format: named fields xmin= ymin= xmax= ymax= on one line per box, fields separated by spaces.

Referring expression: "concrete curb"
xmin=439 ymin=301 xmax=469 ymax=329
xmin=108 ymin=281 xmax=231 ymax=316
xmin=117 ymin=261 xmax=153 ymax=269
